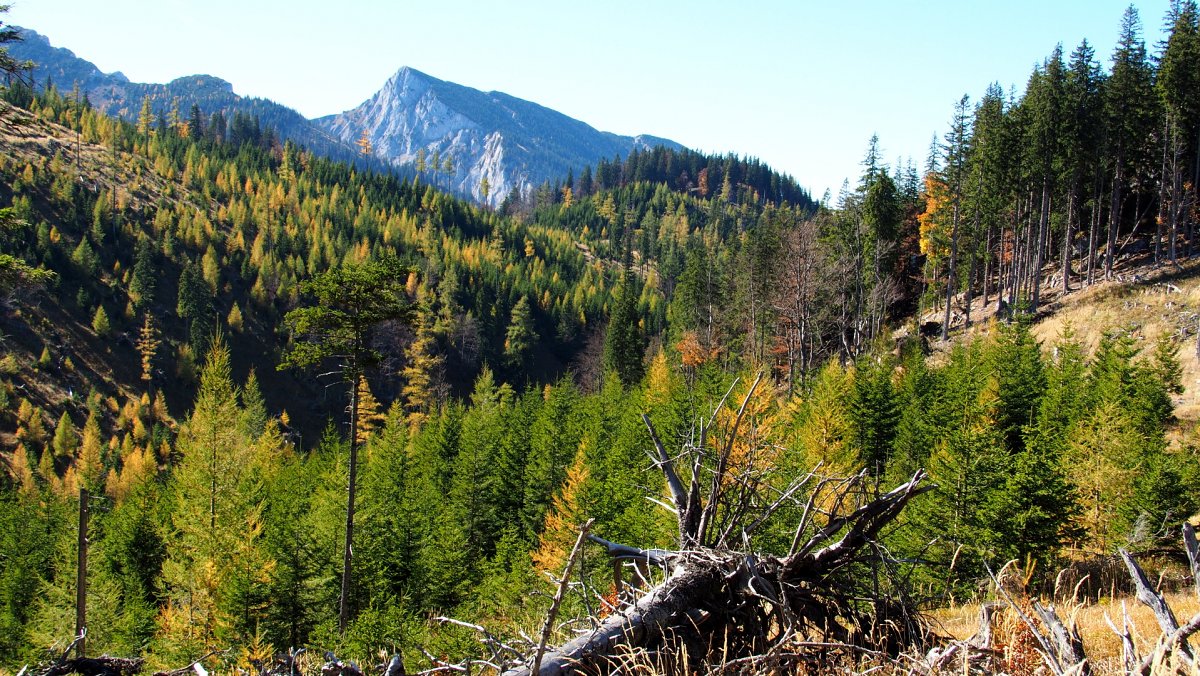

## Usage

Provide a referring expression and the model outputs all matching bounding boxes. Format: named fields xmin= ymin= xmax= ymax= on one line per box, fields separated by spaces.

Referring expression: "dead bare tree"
xmin=503 ymin=374 xmax=934 ymax=675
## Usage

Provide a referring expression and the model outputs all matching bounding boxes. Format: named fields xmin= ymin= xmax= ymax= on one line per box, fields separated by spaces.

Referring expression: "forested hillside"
xmin=1 ymin=4 xmax=1199 ymax=674
xmin=916 ymin=5 xmax=1200 ymax=340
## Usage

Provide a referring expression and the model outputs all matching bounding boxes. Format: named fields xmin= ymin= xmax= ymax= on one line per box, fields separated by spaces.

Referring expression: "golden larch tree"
xmin=532 ymin=441 xmax=591 ymax=573
xmin=355 ymin=376 xmax=385 ymax=447
xmin=356 ymin=130 xmax=373 ymax=157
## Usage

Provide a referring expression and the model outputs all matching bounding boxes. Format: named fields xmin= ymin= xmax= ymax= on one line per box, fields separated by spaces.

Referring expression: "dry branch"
xmin=1120 ymin=547 xmax=1191 ymax=659
xmin=38 ymin=657 xmax=144 ymax=676
xmin=1103 ymin=603 xmax=1140 ymax=674
xmin=1032 ymin=602 xmax=1090 ymax=676
xmin=531 ymin=519 xmax=594 ymax=676
xmin=1184 ymin=522 xmax=1200 ymax=599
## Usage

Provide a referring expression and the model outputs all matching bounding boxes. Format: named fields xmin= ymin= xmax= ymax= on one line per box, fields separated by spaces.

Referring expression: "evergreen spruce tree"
xmin=503 ymin=295 xmax=536 ymax=376
xmin=603 ymin=269 xmax=646 ymax=386
xmin=1062 ymin=40 xmax=1104 ymax=286
xmin=1155 ymin=1 xmax=1200 ymax=263
xmin=521 ymin=379 xmax=584 ymax=538
xmin=98 ymin=480 xmax=167 ymax=652
xmin=355 ymin=404 xmax=423 ymax=608
xmin=990 ymin=318 xmax=1045 ymax=454
xmin=259 ymin=440 xmax=337 ymax=648
xmin=129 ymin=239 xmax=157 ymax=312
xmin=176 ymin=260 xmax=213 ymax=352
xmin=1029 ymin=326 xmax=1088 ymax=454
xmin=918 ymin=376 xmax=1008 ymax=591
xmin=1103 ymin=6 xmax=1155 ymax=278
xmin=0 ymin=484 xmax=68 ymax=662
xmin=850 ymin=356 xmax=900 ymax=474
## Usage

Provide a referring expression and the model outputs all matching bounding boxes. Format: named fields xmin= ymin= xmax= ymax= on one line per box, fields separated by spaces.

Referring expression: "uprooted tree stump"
xmin=503 ymin=374 xmax=935 ymax=675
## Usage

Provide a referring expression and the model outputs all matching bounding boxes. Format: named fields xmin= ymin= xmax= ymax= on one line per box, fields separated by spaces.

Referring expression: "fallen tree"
xmin=503 ymin=375 xmax=935 ymax=675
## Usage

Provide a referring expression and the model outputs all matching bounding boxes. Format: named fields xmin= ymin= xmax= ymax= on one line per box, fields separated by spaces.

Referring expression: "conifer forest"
xmin=2 ymin=4 xmax=1200 ymax=675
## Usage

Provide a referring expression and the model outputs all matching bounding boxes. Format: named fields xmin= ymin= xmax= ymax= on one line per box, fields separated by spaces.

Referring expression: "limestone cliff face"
xmin=315 ymin=67 xmax=681 ymax=206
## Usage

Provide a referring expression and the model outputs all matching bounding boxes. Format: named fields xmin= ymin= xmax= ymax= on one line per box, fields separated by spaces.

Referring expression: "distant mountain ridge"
xmin=8 ymin=29 xmax=684 ymax=204
xmin=9 ymin=28 xmax=361 ymax=163
xmin=315 ymin=66 xmax=683 ymax=205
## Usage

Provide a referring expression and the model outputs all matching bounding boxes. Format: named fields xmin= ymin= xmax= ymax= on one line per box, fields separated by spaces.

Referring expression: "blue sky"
xmin=8 ymin=0 xmax=1171 ymax=200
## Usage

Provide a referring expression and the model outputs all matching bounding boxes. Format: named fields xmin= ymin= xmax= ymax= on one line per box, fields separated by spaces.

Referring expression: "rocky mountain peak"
xmin=316 ymin=67 xmax=682 ymax=206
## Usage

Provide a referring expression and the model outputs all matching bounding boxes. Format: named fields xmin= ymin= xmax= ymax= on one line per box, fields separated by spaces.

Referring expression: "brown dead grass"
xmin=931 ymin=590 xmax=1200 ymax=673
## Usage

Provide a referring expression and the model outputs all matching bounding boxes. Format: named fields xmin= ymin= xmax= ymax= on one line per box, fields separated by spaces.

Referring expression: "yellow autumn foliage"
xmin=918 ymin=173 xmax=950 ymax=259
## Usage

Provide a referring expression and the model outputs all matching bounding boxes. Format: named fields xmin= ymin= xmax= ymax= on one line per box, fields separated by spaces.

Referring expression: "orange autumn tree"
xmin=713 ymin=374 xmax=779 ymax=483
xmin=917 ymin=172 xmax=951 ymax=265
xmin=676 ymin=330 xmax=719 ymax=371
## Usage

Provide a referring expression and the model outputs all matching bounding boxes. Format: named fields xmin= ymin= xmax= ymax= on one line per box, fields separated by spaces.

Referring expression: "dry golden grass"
xmin=931 ymin=590 xmax=1200 ymax=674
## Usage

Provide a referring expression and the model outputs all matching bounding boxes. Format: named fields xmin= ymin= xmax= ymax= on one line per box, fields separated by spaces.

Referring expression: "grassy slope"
xmin=924 ymin=255 xmax=1200 ymax=444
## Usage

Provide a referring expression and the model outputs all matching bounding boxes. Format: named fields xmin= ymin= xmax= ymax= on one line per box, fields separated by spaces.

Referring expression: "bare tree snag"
xmin=75 ymin=488 xmax=89 ymax=659
xmin=1120 ymin=548 xmax=1189 ymax=657
xmin=1184 ymin=523 xmax=1200 ymax=599
xmin=1032 ymin=602 xmax=1090 ymax=676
